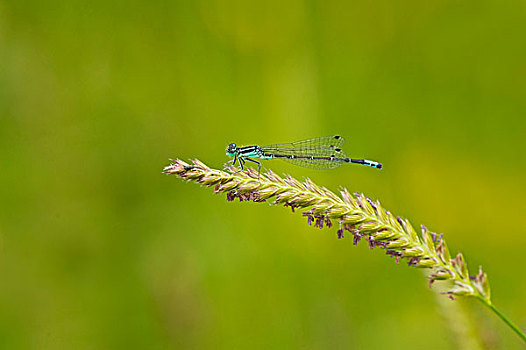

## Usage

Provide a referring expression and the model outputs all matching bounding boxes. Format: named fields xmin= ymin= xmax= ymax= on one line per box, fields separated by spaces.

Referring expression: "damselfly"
xmin=226 ymin=135 xmax=382 ymax=175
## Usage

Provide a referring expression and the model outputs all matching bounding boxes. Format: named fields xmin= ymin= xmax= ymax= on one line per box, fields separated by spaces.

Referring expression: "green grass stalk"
xmin=164 ymin=158 xmax=526 ymax=342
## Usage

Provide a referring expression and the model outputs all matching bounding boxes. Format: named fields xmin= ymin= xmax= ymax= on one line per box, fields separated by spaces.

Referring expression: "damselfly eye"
xmin=227 ymin=143 xmax=237 ymax=152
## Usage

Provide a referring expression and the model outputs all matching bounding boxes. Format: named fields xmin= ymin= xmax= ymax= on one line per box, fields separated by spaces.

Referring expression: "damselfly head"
xmin=226 ymin=143 xmax=237 ymax=156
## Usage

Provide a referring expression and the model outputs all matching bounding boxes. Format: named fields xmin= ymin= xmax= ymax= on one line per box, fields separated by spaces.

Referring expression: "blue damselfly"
xmin=226 ymin=135 xmax=382 ymax=175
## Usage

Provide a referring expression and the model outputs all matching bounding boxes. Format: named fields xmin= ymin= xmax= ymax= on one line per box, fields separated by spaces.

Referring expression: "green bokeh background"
xmin=1 ymin=0 xmax=525 ymax=348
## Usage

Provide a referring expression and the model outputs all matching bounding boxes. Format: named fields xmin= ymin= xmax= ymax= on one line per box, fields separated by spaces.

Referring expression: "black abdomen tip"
xmin=377 ymin=164 xmax=383 ymax=169
xmin=334 ymin=135 xmax=341 ymax=139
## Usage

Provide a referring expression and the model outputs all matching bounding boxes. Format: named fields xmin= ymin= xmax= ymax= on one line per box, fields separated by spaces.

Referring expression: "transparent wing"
xmin=280 ymin=155 xmax=345 ymax=169
xmin=261 ymin=135 xmax=347 ymax=169
xmin=263 ymin=135 xmax=345 ymax=152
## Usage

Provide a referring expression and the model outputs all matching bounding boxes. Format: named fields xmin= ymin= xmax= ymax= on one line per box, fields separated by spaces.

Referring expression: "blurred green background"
xmin=1 ymin=0 xmax=525 ymax=348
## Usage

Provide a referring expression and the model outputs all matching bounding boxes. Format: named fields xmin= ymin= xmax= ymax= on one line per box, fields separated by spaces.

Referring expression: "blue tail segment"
xmin=364 ymin=160 xmax=382 ymax=169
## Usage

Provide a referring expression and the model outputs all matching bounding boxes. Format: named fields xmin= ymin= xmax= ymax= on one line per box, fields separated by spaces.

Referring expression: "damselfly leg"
xmin=245 ymin=158 xmax=261 ymax=178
